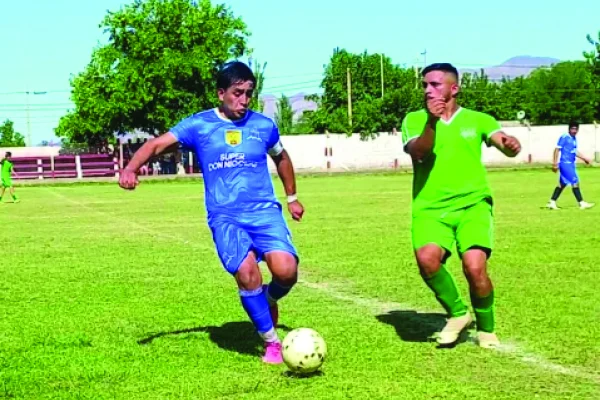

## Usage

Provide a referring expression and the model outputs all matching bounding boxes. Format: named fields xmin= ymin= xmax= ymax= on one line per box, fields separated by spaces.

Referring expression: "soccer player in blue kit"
xmin=546 ymin=121 xmax=594 ymax=210
xmin=119 ymin=62 xmax=304 ymax=364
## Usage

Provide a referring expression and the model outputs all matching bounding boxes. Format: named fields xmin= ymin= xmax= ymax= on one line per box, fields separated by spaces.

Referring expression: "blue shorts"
xmin=208 ymin=208 xmax=298 ymax=275
xmin=559 ymin=163 xmax=579 ymax=186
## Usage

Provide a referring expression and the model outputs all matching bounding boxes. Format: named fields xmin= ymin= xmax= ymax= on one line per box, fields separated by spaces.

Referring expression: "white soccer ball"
xmin=282 ymin=328 xmax=327 ymax=374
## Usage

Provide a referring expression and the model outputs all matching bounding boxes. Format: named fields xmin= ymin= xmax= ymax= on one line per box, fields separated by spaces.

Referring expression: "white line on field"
xmin=46 ymin=188 xmax=599 ymax=383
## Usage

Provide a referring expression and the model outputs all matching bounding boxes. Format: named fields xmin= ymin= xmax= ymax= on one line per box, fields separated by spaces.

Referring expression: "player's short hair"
xmin=5 ymin=151 xmax=11 ymax=157
xmin=568 ymin=121 xmax=579 ymax=129
xmin=422 ymin=63 xmax=459 ymax=80
xmin=217 ymin=61 xmax=256 ymax=90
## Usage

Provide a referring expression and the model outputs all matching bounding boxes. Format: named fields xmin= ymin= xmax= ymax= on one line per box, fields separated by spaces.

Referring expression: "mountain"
xmin=259 ymin=92 xmax=318 ymax=120
xmin=459 ymin=55 xmax=561 ymax=81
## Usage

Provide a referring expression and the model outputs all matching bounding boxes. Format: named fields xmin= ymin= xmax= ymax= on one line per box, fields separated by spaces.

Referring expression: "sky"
xmin=0 ymin=0 xmax=598 ymax=145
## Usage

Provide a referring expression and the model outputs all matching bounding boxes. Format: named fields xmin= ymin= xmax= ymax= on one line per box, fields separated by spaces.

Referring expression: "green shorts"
xmin=411 ymin=200 xmax=494 ymax=260
xmin=1 ymin=177 xmax=12 ymax=188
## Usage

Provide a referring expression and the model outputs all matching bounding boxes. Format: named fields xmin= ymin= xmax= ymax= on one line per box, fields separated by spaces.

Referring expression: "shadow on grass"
xmin=138 ymin=321 xmax=292 ymax=356
xmin=376 ymin=310 xmax=472 ymax=347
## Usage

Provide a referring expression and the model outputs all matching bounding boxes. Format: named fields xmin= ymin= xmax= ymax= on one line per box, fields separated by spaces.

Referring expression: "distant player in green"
xmin=401 ymin=63 xmax=521 ymax=349
xmin=1 ymin=152 xmax=19 ymax=203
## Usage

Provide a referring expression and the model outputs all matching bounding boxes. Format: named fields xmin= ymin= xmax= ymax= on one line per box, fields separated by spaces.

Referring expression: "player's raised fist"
xmin=426 ymin=97 xmax=446 ymax=119
xmin=502 ymin=135 xmax=522 ymax=157
xmin=119 ymin=168 xmax=139 ymax=190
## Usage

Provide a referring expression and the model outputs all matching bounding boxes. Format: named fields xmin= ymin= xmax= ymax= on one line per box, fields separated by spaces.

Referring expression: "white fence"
xmin=267 ymin=124 xmax=600 ymax=172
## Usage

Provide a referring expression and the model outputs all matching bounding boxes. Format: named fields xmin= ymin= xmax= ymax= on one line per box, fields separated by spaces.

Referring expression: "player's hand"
xmin=288 ymin=200 xmax=304 ymax=222
xmin=119 ymin=168 xmax=139 ymax=190
xmin=552 ymin=163 xmax=558 ymax=173
xmin=502 ymin=135 xmax=521 ymax=157
xmin=426 ymin=97 xmax=446 ymax=119
xmin=584 ymin=158 xmax=592 ymax=165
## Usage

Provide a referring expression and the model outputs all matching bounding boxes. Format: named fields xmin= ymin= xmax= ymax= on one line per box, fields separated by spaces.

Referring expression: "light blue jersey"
xmin=556 ymin=133 xmax=579 ymax=185
xmin=170 ymin=108 xmax=297 ymax=274
xmin=557 ymin=133 xmax=577 ymax=164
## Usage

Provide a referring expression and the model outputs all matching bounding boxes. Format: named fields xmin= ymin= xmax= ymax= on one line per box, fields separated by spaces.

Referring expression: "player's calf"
xmin=415 ymin=245 xmax=468 ymax=319
xmin=235 ymin=253 xmax=282 ymax=364
xmin=462 ymin=249 xmax=496 ymax=337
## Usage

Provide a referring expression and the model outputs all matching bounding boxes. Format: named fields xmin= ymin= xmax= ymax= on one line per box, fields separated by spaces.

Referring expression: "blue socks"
xmin=239 ymin=287 xmax=277 ymax=342
xmin=266 ymin=281 xmax=293 ymax=304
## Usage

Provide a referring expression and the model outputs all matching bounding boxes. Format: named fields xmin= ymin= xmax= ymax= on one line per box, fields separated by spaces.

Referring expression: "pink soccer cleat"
xmin=262 ymin=341 xmax=283 ymax=364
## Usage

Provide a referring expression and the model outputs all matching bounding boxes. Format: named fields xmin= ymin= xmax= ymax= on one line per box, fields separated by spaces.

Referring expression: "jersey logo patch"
xmin=225 ymin=129 xmax=242 ymax=147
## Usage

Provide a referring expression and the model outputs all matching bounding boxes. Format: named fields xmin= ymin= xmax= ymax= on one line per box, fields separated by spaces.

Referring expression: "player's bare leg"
xmin=462 ymin=249 xmax=499 ymax=348
xmin=235 ymin=251 xmax=282 ymax=364
xmin=9 ymin=187 xmax=19 ymax=203
xmin=415 ymin=244 xmax=472 ymax=346
xmin=264 ymin=251 xmax=298 ymax=328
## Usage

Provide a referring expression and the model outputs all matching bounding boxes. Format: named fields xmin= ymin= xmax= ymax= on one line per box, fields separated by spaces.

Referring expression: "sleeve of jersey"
xmin=479 ymin=113 xmax=503 ymax=147
xmin=401 ymin=114 xmax=420 ymax=153
xmin=267 ymin=123 xmax=284 ymax=156
xmin=556 ymin=135 xmax=565 ymax=149
xmin=169 ymin=117 xmax=197 ymax=149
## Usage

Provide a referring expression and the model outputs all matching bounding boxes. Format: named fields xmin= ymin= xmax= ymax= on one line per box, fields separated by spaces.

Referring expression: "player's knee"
xmin=415 ymin=246 xmax=443 ymax=277
xmin=235 ymin=255 xmax=262 ymax=290
xmin=462 ymin=250 xmax=489 ymax=284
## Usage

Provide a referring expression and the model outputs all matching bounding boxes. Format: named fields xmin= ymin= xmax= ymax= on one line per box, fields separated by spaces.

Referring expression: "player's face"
xmin=218 ymin=80 xmax=255 ymax=120
xmin=569 ymin=126 xmax=578 ymax=136
xmin=422 ymin=71 xmax=459 ymax=102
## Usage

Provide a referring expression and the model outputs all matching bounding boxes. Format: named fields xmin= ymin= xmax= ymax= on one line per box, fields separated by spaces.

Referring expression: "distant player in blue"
xmin=119 ymin=62 xmax=304 ymax=364
xmin=547 ymin=121 xmax=594 ymax=210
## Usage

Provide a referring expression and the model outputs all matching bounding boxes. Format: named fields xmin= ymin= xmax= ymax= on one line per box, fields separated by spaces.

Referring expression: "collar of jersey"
xmin=213 ymin=108 xmax=251 ymax=124
xmin=438 ymin=107 xmax=463 ymax=125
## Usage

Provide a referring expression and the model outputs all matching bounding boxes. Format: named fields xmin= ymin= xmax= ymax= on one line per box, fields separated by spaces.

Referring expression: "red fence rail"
xmin=10 ymin=154 xmax=119 ymax=180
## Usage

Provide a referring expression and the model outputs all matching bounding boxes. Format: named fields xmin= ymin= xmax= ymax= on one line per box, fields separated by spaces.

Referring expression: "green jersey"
xmin=1 ymin=159 xmax=13 ymax=179
xmin=401 ymin=107 xmax=502 ymax=216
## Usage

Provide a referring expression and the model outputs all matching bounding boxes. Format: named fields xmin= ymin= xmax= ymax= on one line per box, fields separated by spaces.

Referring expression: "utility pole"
xmin=25 ymin=90 xmax=48 ymax=147
xmin=347 ymin=67 xmax=352 ymax=129
xmin=421 ymin=49 xmax=427 ymax=67
xmin=380 ymin=53 xmax=384 ymax=98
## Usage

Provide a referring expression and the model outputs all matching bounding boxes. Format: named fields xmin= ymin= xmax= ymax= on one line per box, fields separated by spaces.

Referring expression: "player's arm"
xmin=488 ymin=132 xmax=521 ymax=157
xmin=576 ymin=151 xmax=592 ymax=164
xmin=124 ymin=133 xmax=179 ymax=173
xmin=119 ymin=133 xmax=179 ymax=190
xmin=267 ymin=124 xmax=303 ymax=221
xmin=404 ymin=116 xmax=438 ymax=162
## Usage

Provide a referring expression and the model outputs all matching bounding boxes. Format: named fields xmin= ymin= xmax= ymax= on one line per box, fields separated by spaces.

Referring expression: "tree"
xmin=275 ymin=95 xmax=294 ymax=135
xmin=584 ymin=32 xmax=600 ymax=121
xmin=523 ymin=61 xmax=596 ymax=125
xmin=250 ymin=59 xmax=267 ymax=112
xmin=55 ymin=0 xmax=250 ymax=144
xmin=0 ymin=119 xmax=26 ymax=147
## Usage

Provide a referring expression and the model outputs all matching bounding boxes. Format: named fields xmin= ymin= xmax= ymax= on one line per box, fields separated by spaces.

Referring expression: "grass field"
xmin=1 ymin=169 xmax=599 ymax=399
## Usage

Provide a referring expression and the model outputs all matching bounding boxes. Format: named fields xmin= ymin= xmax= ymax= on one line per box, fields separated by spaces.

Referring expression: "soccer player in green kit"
xmin=1 ymin=152 xmax=19 ymax=203
xmin=401 ymin=63 xmax=521 ymax=348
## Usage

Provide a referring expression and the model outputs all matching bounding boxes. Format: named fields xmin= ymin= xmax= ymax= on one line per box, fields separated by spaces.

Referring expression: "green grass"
xmin=1 ymin=169 xmax=599 ymax=399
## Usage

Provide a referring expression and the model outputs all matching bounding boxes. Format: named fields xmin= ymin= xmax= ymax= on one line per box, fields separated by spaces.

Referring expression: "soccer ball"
xmin=282 ymin=328 xmax=327 ymax=374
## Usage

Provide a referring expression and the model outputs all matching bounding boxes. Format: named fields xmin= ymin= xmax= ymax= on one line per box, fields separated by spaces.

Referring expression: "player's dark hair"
xmin=568 ymin=121 xmax=579 ymax=129
xmin=422 ymin=62 xmax=459 ymax=79
xmin=216 ymin=61 xmax=256 ymax=90
xmin=5 ymin=151 xmax=11 ymax=157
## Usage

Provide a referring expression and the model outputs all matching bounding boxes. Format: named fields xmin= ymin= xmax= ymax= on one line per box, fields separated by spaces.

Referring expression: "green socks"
xmin=470 ymin=290 xmax=495 ymax=333
xmin=423 ymin=265 xmax=469 ymax=318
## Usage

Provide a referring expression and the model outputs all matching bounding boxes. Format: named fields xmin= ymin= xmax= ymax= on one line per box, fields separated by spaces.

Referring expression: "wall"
xmin=266 ymin=124 xmax=600 ymax=171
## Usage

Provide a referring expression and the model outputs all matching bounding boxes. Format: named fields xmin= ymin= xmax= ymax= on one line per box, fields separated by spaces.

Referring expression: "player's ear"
xmin=217 ymin=88 xmax=226 ymax=102
xmin=450 ymin=82 xmax=460 ymax=98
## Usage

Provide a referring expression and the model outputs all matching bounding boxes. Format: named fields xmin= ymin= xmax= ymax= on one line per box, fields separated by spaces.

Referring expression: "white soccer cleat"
xmin=579 ymin=201 xmax=595 ymax=209
xmin=546 ymin=201 xmax=559 ymax=210
xmin=476 ymin=332 xmax=500 ymax=349
xmin=436 ymin=313 xmax=473 ymax=346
